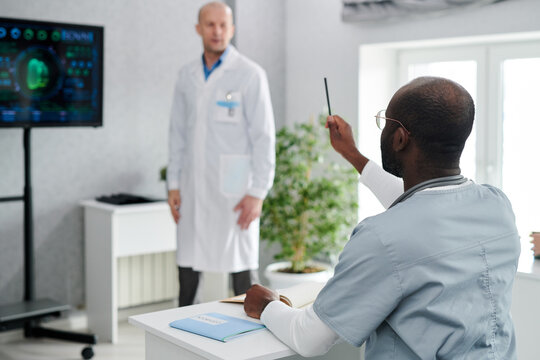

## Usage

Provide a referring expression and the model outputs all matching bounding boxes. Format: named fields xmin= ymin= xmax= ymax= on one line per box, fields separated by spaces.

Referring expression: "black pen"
xmin=324 ymin=77 xmax=332 ymax=116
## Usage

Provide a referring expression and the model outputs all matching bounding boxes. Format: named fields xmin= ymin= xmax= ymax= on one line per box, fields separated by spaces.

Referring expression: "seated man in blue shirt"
xmin=244 ymin=76 xmax=520 ymax=359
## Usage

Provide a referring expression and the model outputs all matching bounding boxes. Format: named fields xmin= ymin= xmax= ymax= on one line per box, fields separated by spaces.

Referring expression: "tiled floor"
xmin=0 ymin=302 xmax=175 ymax=360
xmin=0 ymin=321 xmax=144 ymax=360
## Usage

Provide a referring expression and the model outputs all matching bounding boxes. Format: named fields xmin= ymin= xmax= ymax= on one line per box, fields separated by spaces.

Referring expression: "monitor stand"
xmin=0 ymin=128 xmax=97 ymax=360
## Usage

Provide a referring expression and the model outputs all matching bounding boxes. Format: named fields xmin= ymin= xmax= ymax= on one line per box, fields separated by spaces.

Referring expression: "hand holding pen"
xmin=324 ymin=77 xmax=369 ymax=174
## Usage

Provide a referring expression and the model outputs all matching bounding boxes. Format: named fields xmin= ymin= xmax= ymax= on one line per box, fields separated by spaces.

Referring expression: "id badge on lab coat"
xmin=220 ymin=155 xmax=250 ymax=197
xmin=215 ymin=90 xmax=242 ymax=123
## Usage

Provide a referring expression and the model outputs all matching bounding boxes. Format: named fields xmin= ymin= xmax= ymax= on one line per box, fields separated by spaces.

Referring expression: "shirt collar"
xmin=202 ymin=46 xmax=230 ymax=81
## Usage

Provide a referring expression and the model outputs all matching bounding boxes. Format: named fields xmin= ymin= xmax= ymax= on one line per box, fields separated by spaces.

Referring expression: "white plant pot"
xmin=264 ymin=261 xmax=333 ymax=289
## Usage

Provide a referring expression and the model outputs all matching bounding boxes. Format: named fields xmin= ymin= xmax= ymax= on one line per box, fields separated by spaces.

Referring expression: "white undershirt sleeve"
xmin=258 ymin=162 xmax=402 ymax=356
xmin=360 ymin=160 xmax=404 ymax=209
xmin=260 ymin=301 xmax=341 ymax=357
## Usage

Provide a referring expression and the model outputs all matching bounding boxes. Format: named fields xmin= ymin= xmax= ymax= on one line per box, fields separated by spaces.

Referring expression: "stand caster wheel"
xmin=81 ymin=346 xmax=94 ymax=359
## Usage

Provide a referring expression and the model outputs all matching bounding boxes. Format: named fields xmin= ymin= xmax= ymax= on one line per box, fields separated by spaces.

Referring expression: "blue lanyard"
xmin=389 ymin=175 xmax=468 ymax=209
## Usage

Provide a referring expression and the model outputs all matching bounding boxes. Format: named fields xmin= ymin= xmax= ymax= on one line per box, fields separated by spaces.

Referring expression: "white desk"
xmin=81 ymin=200 xmax=176 ymax=343
xmin=128 ymin=248 xmax=537 ymax=359
xmin=129 ymin=301 xmax=362 ymax=360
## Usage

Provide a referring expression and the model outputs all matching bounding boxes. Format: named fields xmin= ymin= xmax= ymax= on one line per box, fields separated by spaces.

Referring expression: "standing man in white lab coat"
xmin=167 ymin=1 xmax=275 ymax=306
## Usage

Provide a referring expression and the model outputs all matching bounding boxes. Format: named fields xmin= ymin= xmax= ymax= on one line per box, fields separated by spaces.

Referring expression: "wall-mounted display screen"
xmin=0 ymin=18 xmax=103 ymax=127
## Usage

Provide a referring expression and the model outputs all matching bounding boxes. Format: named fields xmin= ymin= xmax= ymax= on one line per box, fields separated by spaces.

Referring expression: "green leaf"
xmin=261 ymin=115 xmax=359 ymax=273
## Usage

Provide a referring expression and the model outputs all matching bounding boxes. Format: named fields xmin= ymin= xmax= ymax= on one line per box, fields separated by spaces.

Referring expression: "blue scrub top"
xmin=314 ymin=182 xmax=520 ymax=359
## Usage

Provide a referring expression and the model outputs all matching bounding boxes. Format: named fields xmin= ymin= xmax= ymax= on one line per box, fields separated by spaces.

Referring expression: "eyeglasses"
xmin=375 ymin=110 xmax=410 ymax=134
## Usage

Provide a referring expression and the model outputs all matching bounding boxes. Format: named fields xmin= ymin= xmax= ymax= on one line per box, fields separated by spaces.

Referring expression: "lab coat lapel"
xmin=189 ymin=62 xmax=205 ymax=88
xmin=203 ymin=46 xmax=240 ymax=86
xmin=218 ymin=45 xmax=240 ymax=72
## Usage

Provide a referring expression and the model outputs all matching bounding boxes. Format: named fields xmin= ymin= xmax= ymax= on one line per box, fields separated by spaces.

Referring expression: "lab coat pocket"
xmin=220 ymin=155 xmax=250 ymax=197
xmin=215 ymin=90 xmax=242 ymax=123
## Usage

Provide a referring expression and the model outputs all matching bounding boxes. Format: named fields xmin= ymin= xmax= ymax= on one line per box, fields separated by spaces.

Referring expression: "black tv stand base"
xmin=0 ymin=129 xmax=97 ymax=359
xmin=0 ymin=298 xmax=97 ymax=359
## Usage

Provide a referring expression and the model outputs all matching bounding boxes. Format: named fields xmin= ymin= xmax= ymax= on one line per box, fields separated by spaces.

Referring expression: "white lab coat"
xmin=167 ymin=46 xmax=275 ymax=273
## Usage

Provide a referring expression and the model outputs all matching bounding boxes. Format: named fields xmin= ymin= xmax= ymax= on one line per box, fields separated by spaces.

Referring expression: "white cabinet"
xmin=81 ymin=200 xmax=176 ymax=343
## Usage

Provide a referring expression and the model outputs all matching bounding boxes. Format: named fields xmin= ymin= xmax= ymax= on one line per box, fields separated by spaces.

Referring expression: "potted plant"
xmin=261 ymin=114 xmax=358 ymax=288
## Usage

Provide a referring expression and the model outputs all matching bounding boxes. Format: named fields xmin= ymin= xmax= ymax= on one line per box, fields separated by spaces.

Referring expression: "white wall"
xmin=0 ymin=0 xmax=287 ymax=308
xmin=0 ymin=0 xmax=208 ymax=307
xmin=281 ymin=0 xmax=540 ymax=228
xmin=3 ymin=0 xmax=538 ymax=310
xmin=236 ymin=0 xmax=286 ymax=129
xmin=284 ymin=0 xmax=540 ymax=132
xmin=234 ymin=0 xmax=287 ymax=283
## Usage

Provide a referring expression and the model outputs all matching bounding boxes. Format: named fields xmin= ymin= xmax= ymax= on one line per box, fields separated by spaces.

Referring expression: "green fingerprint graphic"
xmin=51 ymin=31 xmax=61 ymax=42
xmin=27 ymin=58 xmax=49 ymax=90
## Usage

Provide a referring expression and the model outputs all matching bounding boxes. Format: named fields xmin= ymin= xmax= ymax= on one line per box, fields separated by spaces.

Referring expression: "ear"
xmin=392 ymin=127 xmax=410 ymax=152
xmin=195 ymin=24 xmax=202 ymax=36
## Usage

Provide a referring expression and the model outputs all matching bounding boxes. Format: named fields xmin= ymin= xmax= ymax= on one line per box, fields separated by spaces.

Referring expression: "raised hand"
xmin=326 ymin=115 xmax=368 ymax=174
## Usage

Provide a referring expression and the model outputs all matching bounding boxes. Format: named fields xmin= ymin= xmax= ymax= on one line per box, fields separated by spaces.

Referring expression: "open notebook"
xmin=220 ymin=281 xmax=326 ymax=309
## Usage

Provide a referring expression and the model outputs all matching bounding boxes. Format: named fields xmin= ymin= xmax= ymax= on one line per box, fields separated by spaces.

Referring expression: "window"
xmin=496 ymin=46 xmax=540 ymax=270
xmin=399 ymin=53 xmax=478 ymax=180
xmin=358 ymin=39 xmax=540 ymax=268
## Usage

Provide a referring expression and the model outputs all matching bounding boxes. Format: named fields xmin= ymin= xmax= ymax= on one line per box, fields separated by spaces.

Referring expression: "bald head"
xmin=196 ymin=1 xmax=235 ymax=57
xmin=387 ymin=76 xmax=475 ymax=166
xmin=198 ymin=2 xmax=233 ymax=24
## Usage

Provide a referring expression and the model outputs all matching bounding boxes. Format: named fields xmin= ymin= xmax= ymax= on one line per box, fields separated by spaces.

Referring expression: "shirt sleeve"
xmin=261 ymin=301 xmax=342 ymax=357
xmin=167 ymin=71 xmax=186 ymax=191
xmin=313 ymin=223 xmax=403 ymax=346
xmin=242 ymin=68 xmax=276 ymax=199
xmin=360 ymin=160 xmax=403 ymax=209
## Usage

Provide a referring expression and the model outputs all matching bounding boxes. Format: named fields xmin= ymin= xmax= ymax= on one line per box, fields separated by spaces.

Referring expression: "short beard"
xmin=381 ymin=137 xmax=403 ymax=178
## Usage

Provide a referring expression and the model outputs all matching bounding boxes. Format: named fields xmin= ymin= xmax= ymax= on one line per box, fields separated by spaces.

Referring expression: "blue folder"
xmin=169 ymin=312 xmax=266 ymax=342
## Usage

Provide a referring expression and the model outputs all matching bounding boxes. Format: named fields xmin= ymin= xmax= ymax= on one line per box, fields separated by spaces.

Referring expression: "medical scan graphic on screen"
xmin=0 ymin=18 xmax=103 ymax=127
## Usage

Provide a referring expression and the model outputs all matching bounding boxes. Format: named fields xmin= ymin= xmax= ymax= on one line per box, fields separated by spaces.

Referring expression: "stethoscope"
xmin=388 ymin=175 xmax=468 ymax=209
